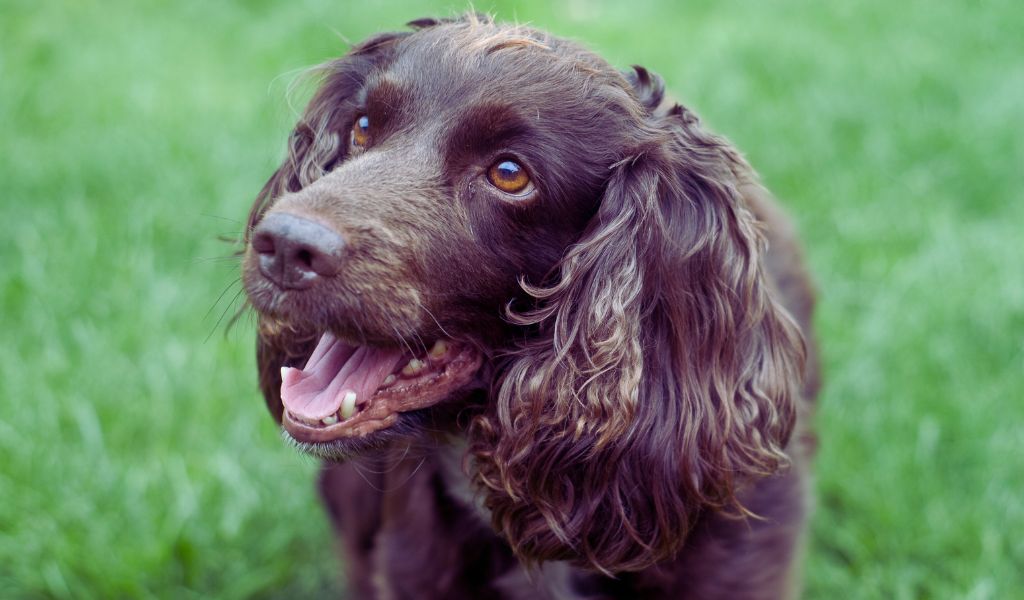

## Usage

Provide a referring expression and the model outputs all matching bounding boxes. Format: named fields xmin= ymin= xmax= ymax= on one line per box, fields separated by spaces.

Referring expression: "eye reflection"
xmin=351 ymin=115 xmax=370 ymax=147
xmin=487 ymin=159 xmax=531 ymax=195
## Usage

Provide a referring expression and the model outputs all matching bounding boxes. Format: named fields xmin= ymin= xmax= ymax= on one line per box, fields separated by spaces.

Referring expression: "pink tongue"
xmin=280 ymin=332 xmax=405 ymax=421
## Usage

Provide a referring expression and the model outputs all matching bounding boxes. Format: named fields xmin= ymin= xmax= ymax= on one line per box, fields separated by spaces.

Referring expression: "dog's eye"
xmin=487 ymin=160 xmax=531 ymax=195
xmin=351 ymin=115 xmax=370 ymax=147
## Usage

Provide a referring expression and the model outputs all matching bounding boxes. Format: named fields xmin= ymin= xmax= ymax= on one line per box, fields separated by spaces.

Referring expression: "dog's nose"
xmin=251 ymin=212 xmax=345 ymax=290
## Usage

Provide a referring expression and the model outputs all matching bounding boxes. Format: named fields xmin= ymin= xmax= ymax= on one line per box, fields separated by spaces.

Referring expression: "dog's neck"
xmin=437 ymin=436 xmax=492 ymax=524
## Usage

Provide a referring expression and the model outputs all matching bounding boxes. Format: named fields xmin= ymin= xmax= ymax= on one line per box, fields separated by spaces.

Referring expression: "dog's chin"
xmin=281 ymin=384 xmax=488 ymax=461
xmin=281 ymin=408 xmax=438 ymax=461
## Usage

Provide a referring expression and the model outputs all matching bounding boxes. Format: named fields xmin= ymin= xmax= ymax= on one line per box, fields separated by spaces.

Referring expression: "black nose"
xmin=251 ymin=212 xmax=346 ymax=290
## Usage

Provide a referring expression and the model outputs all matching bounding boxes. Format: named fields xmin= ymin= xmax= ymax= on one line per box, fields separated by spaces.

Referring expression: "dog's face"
xmin=244 ymin=16 xmax=804 ymax=572
xmin=243 ymin=19 xmax=638 ymax=450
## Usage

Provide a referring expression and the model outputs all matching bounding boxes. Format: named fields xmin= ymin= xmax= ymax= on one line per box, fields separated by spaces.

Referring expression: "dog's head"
xmin=243 ymin=15 xmax=804 ymax=572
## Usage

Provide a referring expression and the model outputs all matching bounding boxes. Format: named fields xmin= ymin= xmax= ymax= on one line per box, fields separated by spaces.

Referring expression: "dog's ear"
xmin=470 ymin=89 xmax=805 ymax=573
xmin=245 ymin=30 xmax=408 ymax=236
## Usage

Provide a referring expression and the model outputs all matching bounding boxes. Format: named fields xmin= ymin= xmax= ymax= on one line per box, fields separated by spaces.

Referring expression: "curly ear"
xmin=469 ymin=102 xmax=805 ymax=573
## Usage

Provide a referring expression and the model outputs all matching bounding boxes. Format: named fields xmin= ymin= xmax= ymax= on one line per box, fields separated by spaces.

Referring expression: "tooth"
xmin=428 ymin=340 xmax=448 ymax=359
xmin=321 ymin=414 xmax=338 ymax=425
xmin=382 ymin=374 xmax=396 ymax=386
xmin=340 ymin=391 xmax=358 ymax=419
xmin=402 ymin=358 xmax=425 ymax=377
xmin=280 ymin=366 xmax=301 ymax=386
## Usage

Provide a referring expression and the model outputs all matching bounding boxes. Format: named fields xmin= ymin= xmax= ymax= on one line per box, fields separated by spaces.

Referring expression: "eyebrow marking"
xmin=447 ymin=102 xmax=533 ymax=156
xmin=365 ymin=79 xmax=404 ymax=113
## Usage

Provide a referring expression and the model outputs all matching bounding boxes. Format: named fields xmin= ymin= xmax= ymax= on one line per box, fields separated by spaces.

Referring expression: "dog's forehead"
xmin=381 ymin=23 xmax=599 ymax=110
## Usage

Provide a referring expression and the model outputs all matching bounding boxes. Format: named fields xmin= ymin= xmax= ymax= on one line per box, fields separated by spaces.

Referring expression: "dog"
xmin=242 ymin=14 xmax=819 ymax=599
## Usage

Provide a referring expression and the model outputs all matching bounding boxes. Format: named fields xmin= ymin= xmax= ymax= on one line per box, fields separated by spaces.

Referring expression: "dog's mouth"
xmin=279 ymin=331 xmax=482 ymax=443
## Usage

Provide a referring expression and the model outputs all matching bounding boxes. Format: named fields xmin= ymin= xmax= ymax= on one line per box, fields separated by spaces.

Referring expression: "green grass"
xmin=2 ymin=0 xmax=1021 ymax=597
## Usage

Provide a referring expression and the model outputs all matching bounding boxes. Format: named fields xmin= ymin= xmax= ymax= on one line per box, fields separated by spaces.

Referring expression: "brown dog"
xmin=243 ymin=14 xmax=818 ymax=599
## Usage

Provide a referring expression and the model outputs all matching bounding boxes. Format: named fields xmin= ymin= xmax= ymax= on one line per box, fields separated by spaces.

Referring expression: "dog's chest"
xmin=429 ymin=441 xmax=591 ymax=600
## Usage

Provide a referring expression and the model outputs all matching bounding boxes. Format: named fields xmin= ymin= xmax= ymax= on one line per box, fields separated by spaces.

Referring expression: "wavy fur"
xmin=471 ymin=99 xmax=805 ymax=573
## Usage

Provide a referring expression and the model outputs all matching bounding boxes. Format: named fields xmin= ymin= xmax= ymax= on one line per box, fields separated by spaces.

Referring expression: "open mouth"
xmin=280 ymin=332 xmax=482 ymax=443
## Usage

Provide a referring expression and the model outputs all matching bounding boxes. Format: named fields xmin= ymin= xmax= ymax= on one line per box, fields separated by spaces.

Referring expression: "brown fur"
xmin=243 ymin=14 xmax=818 ymax=599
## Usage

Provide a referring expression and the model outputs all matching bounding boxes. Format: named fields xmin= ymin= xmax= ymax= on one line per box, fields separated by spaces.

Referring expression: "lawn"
xmin=2 ymin=0 xmax=1021 ymax=598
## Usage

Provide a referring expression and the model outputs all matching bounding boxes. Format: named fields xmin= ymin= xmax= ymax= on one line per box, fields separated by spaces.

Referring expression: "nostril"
xmin=251 ymin=231 xmax=276 ymax=255
xmin=284 ymin=238 xmax=343 ymax=278
xmin=307 ymin=248 xmax=341 ymax=278
xmin=294 ymin=248 xmax=314 ymax=270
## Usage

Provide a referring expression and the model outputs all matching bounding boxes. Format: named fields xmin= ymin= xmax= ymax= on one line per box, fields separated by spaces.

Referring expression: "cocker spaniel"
xmin=242 ymin=14 xmax=819 ymax=600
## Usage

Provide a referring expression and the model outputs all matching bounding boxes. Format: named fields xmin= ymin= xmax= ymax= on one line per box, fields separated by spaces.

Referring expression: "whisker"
xmin=391 ymin=324 xmax=418 ymax=358
xmin=350 ymin=464 xmax=387 ymax=492
xmin=395 ymin=456 xmax=428 ymax=489
xmin=200 ymin=213 xmax=246 ymax=226
xmin=408 ymin=327 xmax=428 ymax=356
xmin=205 ymin=284 xmax=246 ymax=343
xmin=205 ymin=277 xmax=242 ymax=322
xmin=417 ymin=299 xmax=456 ymax=340
xmin=192 ymin=254 xmax=242 ymax=265
xmin=359 ymin=444 xmax=412 ymax=474
xmin=225 ymin=301 xmax=252 ymax=334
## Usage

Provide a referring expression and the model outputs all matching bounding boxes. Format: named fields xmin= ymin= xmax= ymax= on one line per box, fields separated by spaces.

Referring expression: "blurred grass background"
xmin=2 ymin=0 xmax=1022 ymax=598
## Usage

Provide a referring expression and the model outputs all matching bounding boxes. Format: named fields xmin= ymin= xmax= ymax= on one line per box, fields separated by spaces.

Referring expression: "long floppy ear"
xmin=245 ymin=30 xmax=409 ymax=420
xmin=469 ymin=89 xmax=805 ymax=573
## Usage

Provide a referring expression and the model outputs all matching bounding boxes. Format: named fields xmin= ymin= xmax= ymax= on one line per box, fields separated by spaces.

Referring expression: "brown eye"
xmin=351 ymin=115 xmax=370 ymax=147
xmin=487 ymin=160 xmax=531 ymax=195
